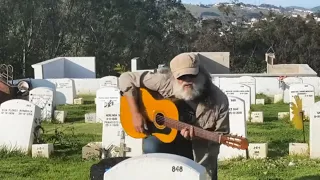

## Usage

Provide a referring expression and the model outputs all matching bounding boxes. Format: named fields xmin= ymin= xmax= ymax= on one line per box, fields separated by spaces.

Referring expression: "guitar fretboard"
xmin=155 ymin=114 xmax=221 ymax=143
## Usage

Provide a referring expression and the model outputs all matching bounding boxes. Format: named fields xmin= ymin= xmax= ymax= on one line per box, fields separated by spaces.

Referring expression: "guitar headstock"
xmin=220 ymin=134 xmax=249 ymax=150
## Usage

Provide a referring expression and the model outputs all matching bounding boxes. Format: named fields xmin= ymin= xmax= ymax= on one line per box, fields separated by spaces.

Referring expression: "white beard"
xmin=173 ymin=74 xmax=206 ymax=101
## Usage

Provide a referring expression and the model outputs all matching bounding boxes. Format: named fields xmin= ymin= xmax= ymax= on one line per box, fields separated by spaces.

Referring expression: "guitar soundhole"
xmin=155 ymin=113 xmax=165 ymax=125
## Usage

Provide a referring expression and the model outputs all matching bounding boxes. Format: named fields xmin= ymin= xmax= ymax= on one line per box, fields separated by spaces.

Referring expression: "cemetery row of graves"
xmin=1 ymin=75 xmax=320 ymax=179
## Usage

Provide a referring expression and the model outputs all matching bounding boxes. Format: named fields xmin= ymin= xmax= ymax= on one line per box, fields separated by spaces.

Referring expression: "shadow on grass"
xmin=65 ymin=117 xmax=84 ymax=123
xmin=268 ymin=139 xmax=295 ymax=158
xmin=83 ymin=100 xmax=94 ymax=105
xmin=263 ymin=116 xmax=277 ymax=122
xmin=293 ymin=175 xmax=320 ymax=180
xmin=51 ymin=143 xmax=84 ymax=158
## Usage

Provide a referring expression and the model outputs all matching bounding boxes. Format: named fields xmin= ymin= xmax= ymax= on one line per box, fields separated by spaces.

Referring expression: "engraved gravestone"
xmin=103 ymin=153 xmax=207 ymax=180
xmin=283 ymin=77 xmax=303 ymax=103
xmin=289 ymin=84 xmax=315 ymax=121
xmin=248 ymin=143 xmax=268 ymax=159
xmin=238 ymin=76 xmax=256 ymax=104
xmin=218 ymin=96 xmax=247 ymax=160
xmin=29 ymin=87 xmax=55 ymax=122
xmin=55 ymin=78 xmax=75 ymax=105
xmin=96 ymin=87 xmax=120 ymax=123
xmin=221 ymin=84 xmax=251 ymax=121
xmin=99 ymin=76 xmax=118 ymax=88
xmin=251 ymin=111 xmax=263 ymax=123
xmin=0 ymin=99 xmax=41 ymax=153
xmin=310 ymin=102 xmax=320 ymax=159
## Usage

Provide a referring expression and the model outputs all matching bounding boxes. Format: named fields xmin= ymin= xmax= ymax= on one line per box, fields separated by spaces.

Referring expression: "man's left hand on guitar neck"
xmin=180 ymin=126 xmax=194 ymax=140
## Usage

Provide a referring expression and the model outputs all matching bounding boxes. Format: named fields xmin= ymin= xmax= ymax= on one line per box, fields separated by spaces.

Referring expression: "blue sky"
xmin=181 ymin=0 xmax=319 ymax=9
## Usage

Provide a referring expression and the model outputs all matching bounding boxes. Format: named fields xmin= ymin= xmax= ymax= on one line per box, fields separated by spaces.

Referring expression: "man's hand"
xmin=132 ymin=112 xmax=147 ymax=133
xmin=180 ymin=126 xmax=194 ymax=140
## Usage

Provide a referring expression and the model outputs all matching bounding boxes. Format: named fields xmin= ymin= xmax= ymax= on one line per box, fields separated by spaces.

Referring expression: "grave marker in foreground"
xmin=103 ymin=153 xmax=207 ymax=180
xmin=0 ymin=99 xmax=41 ymax=153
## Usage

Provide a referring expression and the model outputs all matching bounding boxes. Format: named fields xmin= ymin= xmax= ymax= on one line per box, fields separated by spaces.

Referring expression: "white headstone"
xmin=283 ymin=77 xmax=303 ymax=103
xmin=274 ymin=94 xmax=283 ymax=103
xmin=0 ymin=100 xmax=41 ymax=153
xmin=29 ymin=87 xmax=55 ymax=121
xmin=248 ymin=143 xmax=268 ymax=159
xmin=99 ymin=76 xmax=118 ymax=88
xmin=55 ymin=79 xmax=75 ymax=105
xmin=221 ymin=83 xmax=251 ymax=121
xmin=85 ymin=113 xmax=96 ymax=123
xmin=256 ymin=99 xmax=265 ymax=105
xmin=250 ymin=111 xmax=263 ymax=123
xmin=238 ymin=76 xmax=256 ymax=104
xmin=103 ymin=153 xmax=207 ymax=180
xmin=131 ymin=58 xmax=138 ymax=72
xmin=218 ymin=96 xmax=247 ymax=160
xmin=310 ymin=102 xmax=320 ymax=159
xmin=96 ymin=87 xmax=120 ymax=123
xmin=289 ymin=83 xmax=315 ymax=120
xmin=99 ymin=87 xmax=143 ymax=157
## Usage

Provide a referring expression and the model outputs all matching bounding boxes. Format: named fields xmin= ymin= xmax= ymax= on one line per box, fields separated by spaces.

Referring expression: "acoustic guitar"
xmin=120 ymin=88 xmax=249 ymax=150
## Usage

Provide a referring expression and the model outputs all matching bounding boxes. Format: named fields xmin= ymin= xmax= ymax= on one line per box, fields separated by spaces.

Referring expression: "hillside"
xmin=311 ymin=6 xmax=320 ymax=12
xmin=286 ymin=6 xmax=309 ymax=10
xmin=184 ymin=4 xmax=274 ymax=20
xmin=183 ymin=3 xmax=320 ymax=20
xmin=183 ymin=4 xmax=221 ymax=19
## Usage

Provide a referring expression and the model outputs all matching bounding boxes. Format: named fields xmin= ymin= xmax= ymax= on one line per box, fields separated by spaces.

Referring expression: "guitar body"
xmin=120 ymin=88 xmax=180 ymax=143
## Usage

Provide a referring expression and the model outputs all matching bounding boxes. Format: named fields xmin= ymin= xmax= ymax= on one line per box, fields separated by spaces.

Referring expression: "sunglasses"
xmin=177 ymin=74 xmax=198 ymax=80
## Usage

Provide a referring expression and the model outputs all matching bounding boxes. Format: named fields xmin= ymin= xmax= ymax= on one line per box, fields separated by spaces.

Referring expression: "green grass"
xmin=1 ymin=96 xmax=320 ymax=180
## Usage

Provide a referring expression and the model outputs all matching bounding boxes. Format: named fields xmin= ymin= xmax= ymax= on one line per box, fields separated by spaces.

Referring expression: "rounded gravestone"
xmin=103 ymin=153 xmax=207 ymax=180
xmin=0 ymin=99 xmax=41 ymax=153
xmin=238 ymin=76 xmax=256 ymax=104
xmin=99 ymin=76 xmax=118 ymax=88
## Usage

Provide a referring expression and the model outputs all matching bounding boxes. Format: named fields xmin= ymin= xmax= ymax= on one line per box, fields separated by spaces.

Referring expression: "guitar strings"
xmin=154 ymin=114 xmax=219 ymax=140
xmin=154 ymin=114 xmax=246 ymax=148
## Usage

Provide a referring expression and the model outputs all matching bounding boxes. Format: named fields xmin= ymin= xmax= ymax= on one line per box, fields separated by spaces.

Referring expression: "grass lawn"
xmin=1 ymin=95 xmax=320 ymax=180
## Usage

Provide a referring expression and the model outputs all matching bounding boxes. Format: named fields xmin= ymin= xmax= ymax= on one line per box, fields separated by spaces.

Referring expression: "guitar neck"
xmin=162 ymin=117 xmax=221 ymax=143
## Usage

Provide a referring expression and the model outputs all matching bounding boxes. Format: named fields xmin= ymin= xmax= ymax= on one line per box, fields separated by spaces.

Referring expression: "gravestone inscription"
xmin=221 ymin=83 xmax=251 ymax=121
xmin=289 ymin=83 xmax=315 ymax=120
xmin=29 ymin=87 xmax=55 ymax=121
xmin=103 ymin=153 xmax=207 ymax=180
xmin=99 ymin=76 xmax=118 ymax=88
xmin=0 ymin=99 xmax=41 ymax=153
